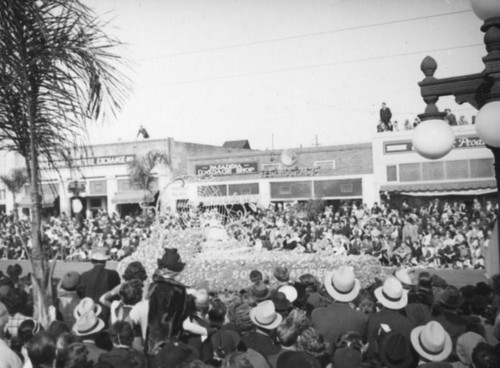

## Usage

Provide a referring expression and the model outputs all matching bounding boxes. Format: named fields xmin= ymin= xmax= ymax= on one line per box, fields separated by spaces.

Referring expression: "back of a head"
xmin=418 ymin=272 xmax=432 ymax=289
xmin=123 ymin=261 xmax=147 ymax=282
xmin=110 ymin=321 xmax=134 ymax=347
xmin=472 ymin=342 xmax=500 ymax=368
xmin=277 ymin=317 xmax=299 ymax=347
xmin=208 ymin=299 xmax=227 ymax=323
xmin=56 ymin=342 xmax=90 ymax=368
xmin=221 ymin=352 xmax=253 ymax=368
xmin=232 ymin=304 xmax=253 ymax=333
xmin=249 ymin=270 xmax=263 ymax=284
xmin=274 ymin=266 xmax=290 ymax=283
xmin=18 ymin=319 xmax=42 ymax=344
xmin=2 ymin=287 xmax=28 ymax=315
xmin=27 ymin=331 xmax=57 ymax=367
xmin=119 ymin=279 xmax=143 ymax=306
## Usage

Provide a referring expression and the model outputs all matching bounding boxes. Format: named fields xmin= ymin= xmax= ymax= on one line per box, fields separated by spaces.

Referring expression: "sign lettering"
xmin=261 ymin=167 xmax=320 ymax=178
xmin=384 ymin=135 xmax=486 ymax=154
xmin=196 ymin=162 xmax=258 ymax=176
xmin=40 ymin=155 xmax=135 ymax=169
xmin=454 ymin=136 xmax=484 ymax=148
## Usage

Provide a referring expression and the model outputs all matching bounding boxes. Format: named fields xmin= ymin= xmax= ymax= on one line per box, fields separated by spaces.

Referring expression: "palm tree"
xmin=0 ymin=168 xmax=28 ymax=220
xmin=128 ymin=150 xmax=170 ymax=203
xmin=0 ymin=0 xmax=129 ymax=326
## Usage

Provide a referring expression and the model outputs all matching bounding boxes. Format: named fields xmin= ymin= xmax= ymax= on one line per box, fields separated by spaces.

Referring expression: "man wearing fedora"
xmin=80 ymin=247 xmax=120 ymax=305
xmin=72 ymin=310 xmax=107 ymax=364
xmin=241 ymin=300 xmax=282 ymax=358
xmin=432 ymin=285 xmax=468 ymax=344
xmin=56 ymin=271 xmax=81 ymax=329
xmin=366 ymin=277 xmax=415 ymax=358
xmin=311 ymin=266 xmax=367 ymax=349
xmin=410 ymin=321 xmax=453 ymax=366
xmin=147 ymin=248 xmax=188 ymax=355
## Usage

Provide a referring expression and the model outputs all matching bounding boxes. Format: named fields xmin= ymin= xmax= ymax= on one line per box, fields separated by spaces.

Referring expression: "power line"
xmin=140 ymin=10 xmax=472 ymax=61
xmin=142 ymin=43 xmax=483 ymax=88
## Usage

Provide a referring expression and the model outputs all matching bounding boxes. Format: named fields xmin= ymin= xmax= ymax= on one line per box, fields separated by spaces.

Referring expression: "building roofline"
xmin=188 ymin=142 xmax=372 ymax=161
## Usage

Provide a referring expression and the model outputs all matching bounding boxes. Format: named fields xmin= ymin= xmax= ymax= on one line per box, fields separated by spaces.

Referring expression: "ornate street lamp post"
xmin=412 ymin=0 xmax=500 ymax=273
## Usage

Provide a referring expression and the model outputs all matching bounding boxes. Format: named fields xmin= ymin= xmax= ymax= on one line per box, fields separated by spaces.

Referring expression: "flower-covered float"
xmin=117 ymin=225 xmax=384 ymax=291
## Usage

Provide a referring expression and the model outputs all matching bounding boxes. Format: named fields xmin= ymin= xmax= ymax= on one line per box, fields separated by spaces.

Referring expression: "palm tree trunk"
xmin=26 ymin=94 xmax=52 ymax=327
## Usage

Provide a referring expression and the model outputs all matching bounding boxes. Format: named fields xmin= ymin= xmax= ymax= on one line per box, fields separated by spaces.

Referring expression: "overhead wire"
xmin=139 ymin=9 xmax=473 ymax=61
xmin=142 ymin=43 xmax=483 ymax=88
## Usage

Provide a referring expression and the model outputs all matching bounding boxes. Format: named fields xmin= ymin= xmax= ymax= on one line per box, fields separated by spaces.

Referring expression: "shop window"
xmin=313 ymin=179 xmax=362 ymax=197
xmin=89 ymin=180 xmax=107 ymax=196
xmin=270 ymin=181 xmax=312 ymax=199
xmin=386 ymin=166 xmax=397 ymax=182
xmin=117 ymin=178 xmax=142 ymax=192
xmin=198 ymin=184 xmax=227 ymax=197
xmin=228 ymin=183 xmax=259 ymax=196
xmin=470 ymin=158 xmax=494 ymax=178
xmin=340 ymin=183 xmax=353 ymax=193
xmin=90 ymin=198 xmax=102 ymax=208
xmin=422 ymin=162 xmax=445 ymax=181
xmin=399 ymin=163 xmax=421 ymax=182
xmin=445 ymin=160 xmax=469 ymax=180
xmin=117 ymin=179 xmax=132 ymax=191
xmin=279 ymin=185 xmax=292 ymax=195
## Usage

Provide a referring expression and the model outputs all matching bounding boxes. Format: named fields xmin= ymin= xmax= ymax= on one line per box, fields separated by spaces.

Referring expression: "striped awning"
xmin=380 ymin=179 xmax=497 ymax=196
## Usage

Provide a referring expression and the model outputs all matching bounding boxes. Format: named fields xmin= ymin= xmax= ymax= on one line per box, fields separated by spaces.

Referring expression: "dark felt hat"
xmin=250 ymin=281 xmax=271 ymax=302
xmin=277 ymin=351 xmax=321 ymax=368
xmin=439 ymin=285 xmax=464 ymax=309
xmin=272 ymin=292 xmax=291 ymax=312
xmin=157 ymin=248 xmax=185 ymax=272
xmin=154 ymin=341 xmax=198 ymax=368
xmin=379 ymin=331 xmax=418 ymax=368
xmin=61 ymin=271 xmax=80 ymax=291
xmin=332 ymin=347 xmax=362 ymax=368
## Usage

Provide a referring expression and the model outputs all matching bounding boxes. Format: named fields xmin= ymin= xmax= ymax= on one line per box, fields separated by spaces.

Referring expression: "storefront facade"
xmin=372 ymin=125 xmax=496 ymax=203
xmin=183 ymin=143 xmax=375 ymax=208
xmin=0 ymin=138 xmax=243 ymax=217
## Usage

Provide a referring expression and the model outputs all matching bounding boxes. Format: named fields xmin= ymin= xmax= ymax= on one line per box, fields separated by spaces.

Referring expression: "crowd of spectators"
xmin=376 ymin=103 xmax=472 ymax=133
xmin=223 ymin=197 xmax=497 ymax=270
xmin=0 ymin=197 xmax=497 ymax=270
xmin=0 ymin=246 xmax=500 ymax=368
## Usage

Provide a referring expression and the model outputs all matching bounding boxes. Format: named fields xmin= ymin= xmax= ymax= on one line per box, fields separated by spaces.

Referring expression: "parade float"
xmin=117 ymin=176 xmax=384 ymax=291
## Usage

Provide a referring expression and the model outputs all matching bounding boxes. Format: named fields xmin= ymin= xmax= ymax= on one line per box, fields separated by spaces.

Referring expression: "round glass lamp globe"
xmin=470 ymin=0 xmax=500 ymax=20
xmin=412 ymin=119 xmax=455 ymax=160
xmin=476 ymin=100 xmax=500 ymax=147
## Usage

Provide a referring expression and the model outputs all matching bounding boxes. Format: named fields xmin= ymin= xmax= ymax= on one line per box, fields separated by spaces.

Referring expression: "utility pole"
xmin=312 ymin=134 xmax=320 ymax=147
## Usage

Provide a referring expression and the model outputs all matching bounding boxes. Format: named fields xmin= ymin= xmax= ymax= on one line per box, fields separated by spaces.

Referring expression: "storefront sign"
xmin=454 ymin=136 xmax=484 ymax=148
xmin=40 ymin=155 xmax=135 ymax=169
xmin=261 ymin=167 xmax=320 ymax=178
xmin=384 ymin=135 xmax=485 ymax=154
xmin=196 ymin=162 xmax=258 ymax=176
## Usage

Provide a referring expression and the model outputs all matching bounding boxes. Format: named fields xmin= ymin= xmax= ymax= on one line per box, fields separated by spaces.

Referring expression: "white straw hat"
xmin=374 ymin=277 xmax=408 ymax=310
xmin=324 ymin=266 xmax=360 ymax=302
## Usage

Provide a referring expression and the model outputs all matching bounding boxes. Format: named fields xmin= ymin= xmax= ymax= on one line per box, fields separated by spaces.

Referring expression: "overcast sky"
xmin=84 ymin=0 xmax=484 ymax=150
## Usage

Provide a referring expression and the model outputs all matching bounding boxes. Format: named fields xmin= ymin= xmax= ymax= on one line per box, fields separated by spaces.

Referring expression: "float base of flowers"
xmin=117 ymin=227 xmax=383 ymax=291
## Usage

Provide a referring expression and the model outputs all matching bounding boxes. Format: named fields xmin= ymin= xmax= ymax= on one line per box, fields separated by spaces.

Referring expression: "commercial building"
xmin=179 ymin=143 xmax=376 ymax=208
xmin=372 ymin=124 xmax=496 ymax=204
xmin=0 ymin=124 xmax=496 ymax=217
xmin=0 ymin=138 xmax=244 ymax=217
